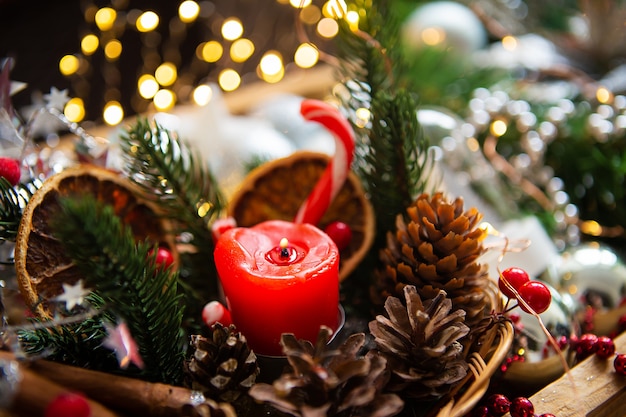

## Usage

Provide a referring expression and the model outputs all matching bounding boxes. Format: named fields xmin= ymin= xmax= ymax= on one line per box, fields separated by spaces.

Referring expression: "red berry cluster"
xmin=471 ymin=394 xmax=554 ymax=417
xmin=570 ymin=333 xmax=626 ymax=375
xmin=499 ymin=267 xmax=552 ymax=314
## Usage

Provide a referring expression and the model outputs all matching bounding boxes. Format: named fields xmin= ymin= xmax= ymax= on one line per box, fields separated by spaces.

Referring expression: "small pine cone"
xmin=372 ymin=192 xmax=490 ymax=330
xmin=249 ymin=326 xmax=404 ymax=417
xmin=184 ymin=323 xmax=259 ymax=402
xmin=369 ymin=285 xmax=470 ymax=400
xmin=181 ymin=398 xmax=237 ymax=417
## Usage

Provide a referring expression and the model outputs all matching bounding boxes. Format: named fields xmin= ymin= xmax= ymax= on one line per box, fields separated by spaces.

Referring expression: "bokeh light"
xmin=179 ymin=1 xmax=200 ymax=23
xmin=218 ymin=69 xmax=241 ymax=91
xmin=155 ymin=62 xmax=178 ymax=86
xmin=222 ymin=18 xmax=244 ymax=41
xmin=95 ymin=7 xmax=116 ymax=31
xmin=136 ymin=11 xmax=160 ymax=32
xmin=199 ymin=41 xmax=224 ymax=63
xmin=104 ymin=39 xmax=122 ymax=61
xmin=294 ymin=43 xmax=319 ymax=68
xmin=138 ymin=74 xmax=160 ymax=99
xmin=81 ymin=34 xmax=99 ymax=55
xmin=153 ymin=89 xmax=176 ymax=110
xmin=231 ymin=38 xmax=255 ymax=63
xmin=193 ymin=84 xmax=214 ymax=106
xmin=103 ymin=101 xmax=124 ymax=125
xmin=64 ymin=98 xmax=85 ymax=123
xmin=59 ymin=55 xmax=80 ymax=76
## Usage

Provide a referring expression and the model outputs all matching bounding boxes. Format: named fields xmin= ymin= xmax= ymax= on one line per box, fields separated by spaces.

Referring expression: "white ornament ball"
xmin=402 ymin=1 xmax=488 ymax=54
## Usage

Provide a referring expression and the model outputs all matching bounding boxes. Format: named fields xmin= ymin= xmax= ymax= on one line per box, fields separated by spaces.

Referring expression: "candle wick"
xmin=279 ymin=237 xmax=290 ymax=258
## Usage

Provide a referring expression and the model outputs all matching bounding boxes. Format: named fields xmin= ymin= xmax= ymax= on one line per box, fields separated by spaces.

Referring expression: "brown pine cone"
xmin=371 ymin=192 xmax=490 ymax=331
xmin=249 ymin=326 xmax=404 ymax=417
xmin=184 ymin=323 xmax=259 ymax=402
xmin=369 ymin=285 xmax=470 ymax=400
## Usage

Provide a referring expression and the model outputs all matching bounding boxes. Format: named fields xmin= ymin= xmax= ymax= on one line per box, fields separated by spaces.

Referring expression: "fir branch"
xmin=18 ymin=296 xmax=116 ymax=370
xmin=365 ymin=89 xmax=431 ymax=244
xmin=0 ymin=177 xmax=39 ymax=242
xmin=48 ymin=194 xmax=186 ymax=385
xmin=119 ymin=118 xmax=225 ymax=252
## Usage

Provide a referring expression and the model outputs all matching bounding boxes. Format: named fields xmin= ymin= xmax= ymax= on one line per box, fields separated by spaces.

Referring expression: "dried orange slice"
xmin=228 ymin=151 xmax=375 ymax=281
xmin=15 ymin=164 xmax=177 ymax=318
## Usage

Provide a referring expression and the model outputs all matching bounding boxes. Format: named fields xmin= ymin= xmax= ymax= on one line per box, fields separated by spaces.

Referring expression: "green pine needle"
xmin=119 ymin=118 xmax=225 ymax=251
xmin=47 ymin=194 xmax=186 ymax=385
xmin=0 ymin=177 xmax=39 ymax=242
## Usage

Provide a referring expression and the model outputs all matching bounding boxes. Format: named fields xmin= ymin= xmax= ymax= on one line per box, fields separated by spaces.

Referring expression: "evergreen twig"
xmin=0 ymin=177 xmax=39 ymax=242
xmin=46 ymin=194 xmax=186 ymax=385
xmin=119 ymin=118 xmax=225 ymax=251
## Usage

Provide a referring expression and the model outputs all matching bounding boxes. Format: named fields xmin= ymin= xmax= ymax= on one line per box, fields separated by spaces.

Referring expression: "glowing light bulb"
xmin=153 ymin=89 xmax=176 ymax=111
xmin=59 ymin=55 xmax=80 ymax=76
xmin=294 ymin=43 xmax=319 ymax=68
xmin=64 ymin=98 xmax=85 ymax=123
xmin=138 ymin=74 xmax=159 ymax=99
xmin=81 ymin=34 xmax=99 ymax=55
xmin=179 ymin=1 xmax=200 ymax=23
xmin=222 ymin=18 xmax=243 ymax=41
xmin=193 ymin=84 xmax=214 ymax=106
xmin=231 ymin=38 xmax=255 ymax=63
xmin=95 ymin=7 xmax=116 ymax=31
xmin=155 ymin=62 xmax=177 ymax=86
xmin=218 ymin=69 xmax=241 ymax=92
xmin=200 ymin=41 xmax=223 ymax=62
xmin=136 ymin=11 xmax=159 ymax=32
xmin=104 ymin=39 xmax=122 ymax=60
xmin=103 ymin=101 xmax=124 ymax=126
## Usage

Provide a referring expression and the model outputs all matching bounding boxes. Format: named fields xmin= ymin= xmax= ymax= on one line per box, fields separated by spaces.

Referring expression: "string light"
xmin=62 ymin=1 xmax=338 ymax=122
xmin=103 ymin=101 xmax=124 ymax=126
xmin=64 ymin=98 xmax=86 ymax=123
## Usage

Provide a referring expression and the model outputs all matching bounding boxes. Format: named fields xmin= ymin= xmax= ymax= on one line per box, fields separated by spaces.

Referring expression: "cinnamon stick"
xmin=0 ymin=351 xmax=120 ymax=417
xmin=0 ymin=351 xmax=197 ymax=417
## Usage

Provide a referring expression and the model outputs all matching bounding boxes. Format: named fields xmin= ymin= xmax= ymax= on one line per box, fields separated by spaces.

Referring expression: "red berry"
xmin=614 ymin=354 xmax=626 ymax=375
xmin=324 ymin=221 xmax=352 ymax=251
xmin=539 ymin=414 xmax=556 ymax=417
xmin=487 ymin=394 xmax=511 ymax=416
xmin=45 ymin=392 xmax=91 ymax=417
xmin=596 ymin=336 xmax=616 ymax=359
xmin=499 ymin=267 xmax=530 ymax=299
xmin=517 ymin=281 xmax=551 ymax=314
xmin=509 ymin=397 xmax=534 ymax=417
xmin=149 ymin=247 xmax=175 ymax=269
xmin=0 ymin=157 xmax=21 ymax=186
xmin=575 ymin=333 xmax=599 ymax=360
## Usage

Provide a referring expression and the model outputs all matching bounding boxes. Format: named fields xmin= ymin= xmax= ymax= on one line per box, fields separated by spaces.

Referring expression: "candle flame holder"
xmin=255 ymin=304 xmax=346 ymax=383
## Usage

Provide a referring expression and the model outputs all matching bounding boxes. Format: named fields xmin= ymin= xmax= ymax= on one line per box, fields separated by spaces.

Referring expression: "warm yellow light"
xmin=596 ymin=86 xmax=613 ymax=104
xmin=59 ymin=55 xmax=80 ymax=76
xmin=355 ymin=107 xmax=370 ymax=128
xmin=421 ymin=27 xmax=445 ymax=46
xmin=466 ymin=137 xmax=480 ymax=152
xmin=299 ymin=5 xmax=321 ymax=24
xmin=153 ymin=89 xmax=176 ymax=111
xmin=136 ymin=11 xmax=159 ymax=32
xmin=317 ymin=17 xmax=339 ymax=38
xmin=260 ymin=66 xmax=285 ymax=84
xmin=346 ymin=10 xmax=359 ymax=31
xmin=289 ymin=0 xmax=312 ymax=7
xmin=230 ymin=38 xmax=255 ymax=63
xmin=502 ymin=35 xmax=517 ymax=51
xmin=64 ymin=98 xmax=85 ymax=123
xmin=490 ymin=119 xmax=508 ymax=137
xmin=95 ymin=7 xmax=116 ymax=31
xmin=580 ymin=220 xmax=603 ymax=236
xmin=193 ymin=84 xmax=214 ymax=106
xmin=138 ymin=74 xmax=159 ymax=99
xmin=200 ymin=41 xmax=224 ymax=62
xmin=155 ymin=62 xmax=177 ymax=86
xmin=259 ymin=52 xmax=283 ymax=76
xmin=218 ymin=69 xmax=241 ymax=92
xmin=324 ymin=0 xmax=348 ymax=18
xmin=104 ymin=39 xmax=122 ymax=60
xmin=81 ymin=34 xmax=99 ymax=55
xmin=103 ymin=101 xmax=124 ymax=126
xmin=221 ymin=18 xmax=243 ymax=41
xmin=294 ymin=43 xmax=319 ymax=68
xmin=178 ymin=0 xmax=200 ymax=23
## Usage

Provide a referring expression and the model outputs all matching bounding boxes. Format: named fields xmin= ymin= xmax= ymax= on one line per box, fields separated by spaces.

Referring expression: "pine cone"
xmin=249 ymin=326 xmax=404 ymax=417
xmin=184 ymin=323 xmax=259 ymax=402
xmin=372 ymin=192 xmax=490 ymax=330
xmin=369 ymin=285 xmax=470 ymax=400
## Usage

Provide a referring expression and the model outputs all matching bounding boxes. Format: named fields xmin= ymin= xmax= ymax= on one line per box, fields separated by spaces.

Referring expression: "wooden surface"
xmin=519 ymin=331 xmax=626 ymax=416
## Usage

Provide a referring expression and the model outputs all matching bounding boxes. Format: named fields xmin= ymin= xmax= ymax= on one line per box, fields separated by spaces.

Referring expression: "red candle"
xmin=214 ymin=220 xmax=339 ymax=356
